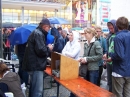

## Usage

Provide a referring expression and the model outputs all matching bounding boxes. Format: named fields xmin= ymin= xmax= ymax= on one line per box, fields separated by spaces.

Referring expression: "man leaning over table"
xmin=22 ymin=18 xmax=53 ymax=97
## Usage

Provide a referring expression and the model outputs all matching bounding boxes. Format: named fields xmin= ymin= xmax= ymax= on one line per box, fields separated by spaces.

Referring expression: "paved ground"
xmin=43 ymin=68 xmax=108 ymax=97
xmin=9 ymin=60 xmax=109 ymax=97
xmin=43 ymin=77 xmax=108 ymax=97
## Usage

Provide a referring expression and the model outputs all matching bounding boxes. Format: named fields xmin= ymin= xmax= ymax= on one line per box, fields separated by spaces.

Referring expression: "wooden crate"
xmin=51 ymin=52 xmax=79 ymax=80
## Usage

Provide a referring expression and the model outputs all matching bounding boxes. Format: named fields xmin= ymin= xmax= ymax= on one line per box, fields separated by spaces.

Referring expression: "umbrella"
xmin=71 ymin=27 xmax=82 ymax=31
xmin=48 ymin=17 xmax=68 ymax=24
xmin=2 ymin=22 xmax=16 ymax=28
xmin=46 ymin=30 xmax=54 ymax=45
xmin=9 ymin=24 xmax=37 ymax=45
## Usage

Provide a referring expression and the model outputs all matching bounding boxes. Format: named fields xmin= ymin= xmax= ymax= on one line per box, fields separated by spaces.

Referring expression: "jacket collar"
xmin=116 ymin=30 xmax=129 ymax=35
xmin=86 ymin=37 xmax=96 ymax=45
xmin=96 ymin=36 xmax=102 ymax=40
xmin=37 ymin=27 xmax=48 ymax=41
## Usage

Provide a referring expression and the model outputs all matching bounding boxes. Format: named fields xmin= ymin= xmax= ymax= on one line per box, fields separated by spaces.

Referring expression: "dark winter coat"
xmin=22 ymin=27 xmax=50 ymax=71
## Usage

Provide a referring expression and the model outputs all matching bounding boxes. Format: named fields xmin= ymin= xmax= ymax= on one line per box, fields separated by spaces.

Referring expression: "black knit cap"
xmin=40 ymin=18 xmax=51 ymax=26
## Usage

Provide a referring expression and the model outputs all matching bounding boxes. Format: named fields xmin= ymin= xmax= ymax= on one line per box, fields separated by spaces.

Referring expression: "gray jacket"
xmin=83 ymin=41 xmax=103 ymax=70
xmin=0 ymin=72 xmax=25 ymax=97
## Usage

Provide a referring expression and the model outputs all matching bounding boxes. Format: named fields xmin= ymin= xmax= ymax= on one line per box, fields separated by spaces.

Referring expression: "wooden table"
xmin=44 ymin=67 xmax=116 ymax=97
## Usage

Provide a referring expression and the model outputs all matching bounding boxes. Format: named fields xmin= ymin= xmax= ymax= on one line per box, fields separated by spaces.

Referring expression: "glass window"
xmin=2 ymin=9 xmax=13 ymax=23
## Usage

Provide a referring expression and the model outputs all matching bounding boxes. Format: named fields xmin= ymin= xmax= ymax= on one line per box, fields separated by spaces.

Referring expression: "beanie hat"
xmin=40 ymin=18 xmax=51 ymax=26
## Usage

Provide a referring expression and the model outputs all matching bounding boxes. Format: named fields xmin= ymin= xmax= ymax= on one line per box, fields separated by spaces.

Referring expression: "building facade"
xmin=2 ymin=0 xmax=72 ymax=27
xmin=2 ymin=0 xmax=100 ymax=29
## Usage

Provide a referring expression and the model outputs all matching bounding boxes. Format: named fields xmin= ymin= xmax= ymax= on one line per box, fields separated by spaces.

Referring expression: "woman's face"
xmin=68 ymin=32 xmax=74 ymax=42
xmin=84 ymin=32 xmax=92 ymax=41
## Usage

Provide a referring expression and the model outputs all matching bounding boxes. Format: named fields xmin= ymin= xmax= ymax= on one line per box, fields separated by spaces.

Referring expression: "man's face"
xmin=58 ymin=30 xmax=62 ymax=34
xmin=107 ymin=23 xmax=115 ymax=33
xmin=96 ymin=28 xmax=102 ymax=37
xmin=61 ymin=31 xmax=66 ymax=38
xmin=42 ymin=25 xmax=50 ymax=32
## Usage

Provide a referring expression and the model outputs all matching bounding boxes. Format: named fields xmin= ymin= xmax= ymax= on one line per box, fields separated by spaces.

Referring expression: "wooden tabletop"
xmin=44 ymin=67 xmax=116 ymax=97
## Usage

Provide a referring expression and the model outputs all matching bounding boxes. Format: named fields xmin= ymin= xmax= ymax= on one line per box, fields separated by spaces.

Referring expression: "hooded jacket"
xmin=62 ymin=31 xmax=81 ymax=60
xmin=22 ymin=27 xmax=50 ymax=71
xmin=107 ymin=20 xmax=118 ymax=48
xmin=0 ymin=72 xmax=25 ymax=97
xmin=106 ymin=20 xmax=118 ymax=65
xmin=51 ymin=27 xmax=65 ymax=53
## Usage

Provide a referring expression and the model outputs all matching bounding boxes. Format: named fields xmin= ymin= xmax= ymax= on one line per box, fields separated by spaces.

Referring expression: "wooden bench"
xmin=44 ymin=67 xmax=116 ymax=97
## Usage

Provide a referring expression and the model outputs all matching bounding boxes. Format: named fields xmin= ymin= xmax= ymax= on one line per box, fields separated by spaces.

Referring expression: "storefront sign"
xmin=99 ymin=0 xmax=111 ymax=32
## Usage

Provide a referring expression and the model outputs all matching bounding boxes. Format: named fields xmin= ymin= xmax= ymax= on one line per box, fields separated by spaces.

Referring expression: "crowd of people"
xmin=0 ymin=16 xmax=130 ymax=97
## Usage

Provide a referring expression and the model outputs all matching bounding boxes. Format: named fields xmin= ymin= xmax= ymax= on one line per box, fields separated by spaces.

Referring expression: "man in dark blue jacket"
xmin=51 ymin=27 xmax=65 ymax=53
xmin=109 ymin=17 xmax=130 ymax=97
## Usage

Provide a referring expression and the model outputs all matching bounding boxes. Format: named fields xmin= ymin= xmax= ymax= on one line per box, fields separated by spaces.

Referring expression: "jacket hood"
xmin=2 ymin=72 xmax=19 ymax=82
xmin=107 ymin=19 xmax=118 ymax=33
xmin=51 ymin=27 xmax=61 ymax=38
xmin=71 ymin=31 xmax=79 ymax=42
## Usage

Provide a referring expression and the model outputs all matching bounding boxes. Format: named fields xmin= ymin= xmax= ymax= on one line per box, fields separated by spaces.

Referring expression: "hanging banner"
xmin=72 ymin=0 xmax=89 ymax=27
xmin=99 ymin=0 xmax=111 ymax=32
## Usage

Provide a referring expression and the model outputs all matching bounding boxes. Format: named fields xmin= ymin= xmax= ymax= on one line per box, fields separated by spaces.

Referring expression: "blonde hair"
xmin=94 ymin=25 xmax=102 ymax=30
xmin=84 ymin=27 xmax=97 ymax=36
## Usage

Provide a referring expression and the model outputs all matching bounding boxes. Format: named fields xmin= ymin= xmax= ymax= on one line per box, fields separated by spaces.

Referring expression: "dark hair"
xmin=57 ymin=27 xmax=62 ymax=31
xmin=0 ymin=62 xmax=9 ymax=75
xmin=128 ymin=25 xmax=130 ymax=31
xmin=116 ymin=17 xmax=129 ymax=30
xmin=3 ymin=28 xmax=7 ymax=33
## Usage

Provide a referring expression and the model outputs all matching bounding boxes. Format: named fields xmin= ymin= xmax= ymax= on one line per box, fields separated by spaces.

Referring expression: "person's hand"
xmin=48 ymin=44 xmax=53 ymax=51
xmin=103 ymin=54 xmax=107 ymax=60
xmin=106 ymin=58 xmax=112 ymax=62
xmin=78 ymin=58 xmax=82 ymax=62
xmin=80 ymin=58 xmax=87 ymax=64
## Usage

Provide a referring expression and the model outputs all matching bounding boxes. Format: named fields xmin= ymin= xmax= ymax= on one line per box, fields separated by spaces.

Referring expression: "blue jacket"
xmin=97 ymin=36 xmax=107 ymax=66
xmin=97 ymin=36 xmax=107 ymax=54
xmin=51 ymin=27 xmax=65 ymax=53
xmin=109 ymin=30 xmax=130 ymax=77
